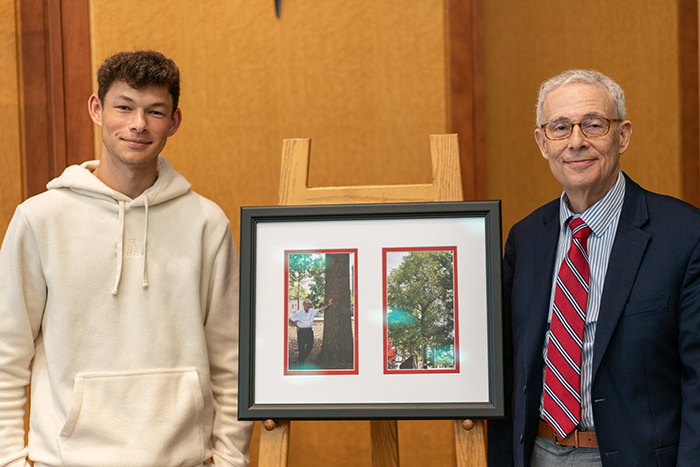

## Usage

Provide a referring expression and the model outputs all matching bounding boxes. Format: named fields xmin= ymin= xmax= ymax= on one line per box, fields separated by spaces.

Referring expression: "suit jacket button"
xmin=520 ymin=435 xmax=524 ymax=444
xmin=523 ymin=385 xmax=526 ymax=394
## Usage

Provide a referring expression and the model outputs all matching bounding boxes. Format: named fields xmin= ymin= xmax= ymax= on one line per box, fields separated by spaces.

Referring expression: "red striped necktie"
xmin=543 ymin=217 xmax=592 ymax=438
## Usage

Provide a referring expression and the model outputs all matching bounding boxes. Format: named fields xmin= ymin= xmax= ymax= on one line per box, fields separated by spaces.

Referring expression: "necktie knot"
xmin=569 ymin=217 xmax=592 ymax=242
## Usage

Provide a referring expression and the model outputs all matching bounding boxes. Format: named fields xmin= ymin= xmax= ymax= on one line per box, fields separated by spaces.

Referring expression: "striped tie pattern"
xmin=543 ymin=217 xmax=592 ymax=438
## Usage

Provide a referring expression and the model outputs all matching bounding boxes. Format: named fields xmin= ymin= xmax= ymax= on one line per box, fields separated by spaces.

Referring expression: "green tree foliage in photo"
xmin=386 ymin=250 xmax=455 ymax=369
xmin=288 ymin=253 xmax=326 ymax=306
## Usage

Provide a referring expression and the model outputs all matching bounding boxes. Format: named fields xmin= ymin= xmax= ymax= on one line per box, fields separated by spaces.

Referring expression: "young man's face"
xmin=89 ymin=81 xmax=182 ymax=171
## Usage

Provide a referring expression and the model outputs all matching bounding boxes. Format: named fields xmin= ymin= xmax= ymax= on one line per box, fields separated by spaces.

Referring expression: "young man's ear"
xmin=88 ymin=94 xmax=103 ymax=127
xmin=168 ymin=108 xmax=183 ymax=137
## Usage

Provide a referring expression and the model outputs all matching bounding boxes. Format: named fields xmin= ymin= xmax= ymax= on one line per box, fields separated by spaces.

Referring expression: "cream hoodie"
xmin=0 ymin=157 xmax=253 ymax=467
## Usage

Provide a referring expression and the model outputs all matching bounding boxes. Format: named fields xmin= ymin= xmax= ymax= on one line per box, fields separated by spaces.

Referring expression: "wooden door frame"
xmin=18 ymin=0 xmax=92 ymax=198
xmin=679 ymin=0 xmax=700 ymax=206
xmin=448 ymin=0 xmax=485 ymax=200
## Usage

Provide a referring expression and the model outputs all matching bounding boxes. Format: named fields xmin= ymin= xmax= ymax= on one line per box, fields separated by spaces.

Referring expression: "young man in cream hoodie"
xmin=0 ymin=51 xmax=253 ymax=466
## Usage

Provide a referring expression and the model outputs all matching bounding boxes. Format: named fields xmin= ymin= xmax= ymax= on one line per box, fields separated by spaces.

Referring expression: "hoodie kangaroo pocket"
xmin=57 ymin=368 xmax=205 ymax=467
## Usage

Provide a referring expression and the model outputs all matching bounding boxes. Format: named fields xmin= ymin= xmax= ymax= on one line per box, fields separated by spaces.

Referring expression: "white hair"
xmin=536 ymin=69 xmax=626 ymax=126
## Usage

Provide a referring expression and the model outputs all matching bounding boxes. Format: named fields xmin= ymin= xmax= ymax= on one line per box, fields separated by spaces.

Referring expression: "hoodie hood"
xmin=47 ymin=156 xmax=192 ymax=295
xmin=47 ymin=156 xmax=192 ymax=206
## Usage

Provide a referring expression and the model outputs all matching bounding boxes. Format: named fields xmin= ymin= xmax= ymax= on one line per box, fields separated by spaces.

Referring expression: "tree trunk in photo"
xmin=318 ymin=253 xmax=354 ymax=369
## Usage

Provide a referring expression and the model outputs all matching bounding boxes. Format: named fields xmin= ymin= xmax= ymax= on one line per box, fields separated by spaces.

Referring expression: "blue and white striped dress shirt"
xmin=539 ymin=171 xmax=625 ymax=430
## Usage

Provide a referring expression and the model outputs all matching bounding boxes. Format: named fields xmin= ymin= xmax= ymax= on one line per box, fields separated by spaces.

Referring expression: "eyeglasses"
xmin=540 ymin=117 xmax=621 ymax=141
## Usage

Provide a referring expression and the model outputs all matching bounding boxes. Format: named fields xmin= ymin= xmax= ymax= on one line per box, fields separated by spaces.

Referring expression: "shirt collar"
xmin=559 ymin=171 xmax=625 ymax=236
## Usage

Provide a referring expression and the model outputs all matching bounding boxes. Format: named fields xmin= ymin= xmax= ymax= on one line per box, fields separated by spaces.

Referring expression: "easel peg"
xmin=264 ymin=419 xmax=278 ymax=431
xmin=462 ymin=419 xmax=475 ymax=431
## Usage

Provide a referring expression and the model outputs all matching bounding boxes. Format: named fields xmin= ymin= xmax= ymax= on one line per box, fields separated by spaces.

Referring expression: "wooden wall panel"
xmin=484 ymin=1 xmax=681 ymax=236
xmin=89 ymin=0 xmax=449 ymax=246
xmin=0 ymin=0 xmax=23 ymax=237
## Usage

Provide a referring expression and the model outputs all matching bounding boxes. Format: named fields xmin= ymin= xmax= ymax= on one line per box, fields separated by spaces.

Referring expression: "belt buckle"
xmin=552 ymin=432 xmax=561 ymax=446
xmin=553 ymin=430 xmax=579 ymax=448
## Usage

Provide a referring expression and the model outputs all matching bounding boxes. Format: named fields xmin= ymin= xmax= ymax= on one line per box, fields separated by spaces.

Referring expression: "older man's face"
xmin=534 ymin=82 xmax=632 ymax=213
xmin=303 ymin=301 xmax=311 ymax=311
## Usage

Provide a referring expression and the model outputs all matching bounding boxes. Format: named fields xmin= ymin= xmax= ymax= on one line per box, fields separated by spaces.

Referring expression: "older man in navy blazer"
xmin=488 ymin=69 xmax=700 ymax=467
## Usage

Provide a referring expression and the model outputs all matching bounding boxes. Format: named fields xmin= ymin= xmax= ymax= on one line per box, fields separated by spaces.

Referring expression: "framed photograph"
xmin=239 ymin=201 xmax=503 ymax=420
xmin=285 ymin=249 xmax=358 ymax=375
xmin=383 ymin=246 xmax=460 ymax=375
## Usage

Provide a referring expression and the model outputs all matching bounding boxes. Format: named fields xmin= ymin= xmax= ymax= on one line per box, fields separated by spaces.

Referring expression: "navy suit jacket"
xmin=488 ymin=174 xmax=700 ymax=467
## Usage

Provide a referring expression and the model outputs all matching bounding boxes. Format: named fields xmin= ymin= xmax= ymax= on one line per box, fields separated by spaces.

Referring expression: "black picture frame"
xmin=239 ymin=201 xmax=503 ymax=420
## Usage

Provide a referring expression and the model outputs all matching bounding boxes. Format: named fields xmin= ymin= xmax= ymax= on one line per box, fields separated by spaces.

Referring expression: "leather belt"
xmin=537 ymin=420 xmax=598 ymax=448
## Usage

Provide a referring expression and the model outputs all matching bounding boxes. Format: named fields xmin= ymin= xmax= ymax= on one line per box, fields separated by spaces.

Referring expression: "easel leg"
xmin=454 ymin=419 xmax=486 ymax=467
xmin=370 ymin=420 xmax=400 ymax=467
xmin=258 ymin=420 xmax=290 ymax=467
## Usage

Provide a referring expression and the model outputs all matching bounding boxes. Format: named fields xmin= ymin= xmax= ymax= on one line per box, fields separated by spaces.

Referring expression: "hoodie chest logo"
xmin=115 ymin=240 xmax=153 ymax=257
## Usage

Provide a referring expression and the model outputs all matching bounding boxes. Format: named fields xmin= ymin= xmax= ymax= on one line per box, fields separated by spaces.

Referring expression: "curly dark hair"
xmin=97 ymin=50 xmax=180 ymax=112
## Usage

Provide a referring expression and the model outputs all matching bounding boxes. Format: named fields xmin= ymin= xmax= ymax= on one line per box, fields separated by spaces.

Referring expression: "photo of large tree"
xmin=286 ymin=251 xmax=356 ymax=372
xmin=317 ymin=254 xmax=354 ymax=368
xmin=385 ymin=248 xmax=457 ymax=371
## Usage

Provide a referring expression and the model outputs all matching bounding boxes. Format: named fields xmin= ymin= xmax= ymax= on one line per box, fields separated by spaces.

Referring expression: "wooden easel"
xmin=259 ymin=134 xmax=486 ymax=467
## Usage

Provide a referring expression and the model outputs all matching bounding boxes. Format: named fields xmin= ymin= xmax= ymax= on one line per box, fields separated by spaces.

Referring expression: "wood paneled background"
xmin=0 ymin=0 xmax=22 ymax=236
xmin=2 ymin=0 xmax=699 ymax=466
xmin=89 ymin=0 xmax=452 ymax=247
xmin=484 ymin=0 xmax=690 ymax=232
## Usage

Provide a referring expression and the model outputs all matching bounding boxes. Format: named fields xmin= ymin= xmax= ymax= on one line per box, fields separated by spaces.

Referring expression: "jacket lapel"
xmin=591 ymin=175 xmax=650 ymax=380
xmin=523 ymin=202 xmax=561 ymax=380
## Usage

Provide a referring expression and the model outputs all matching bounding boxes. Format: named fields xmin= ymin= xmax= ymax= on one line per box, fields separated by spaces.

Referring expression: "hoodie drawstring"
xmin=142 ymin=196 xmax=149 ymax=289
xmin=112 ymin=200 xmax=125 ymax=295
xmin=111 ymin=196 xmax=152 ymax=294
